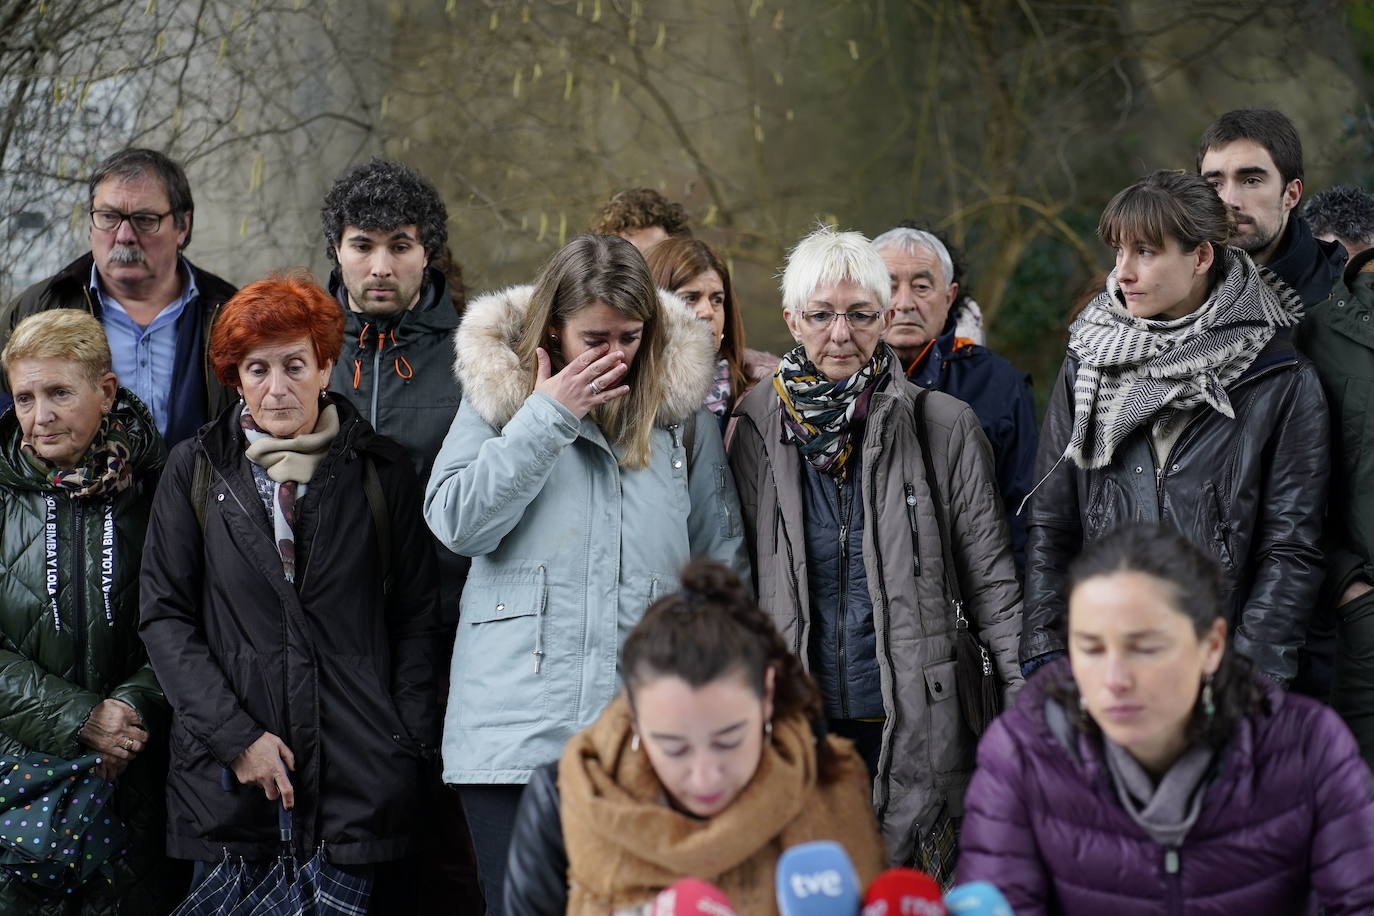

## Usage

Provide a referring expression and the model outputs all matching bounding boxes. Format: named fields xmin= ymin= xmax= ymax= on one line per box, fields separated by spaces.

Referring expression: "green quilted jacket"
xmin=0 ymin=391 xmax=186 ymax=915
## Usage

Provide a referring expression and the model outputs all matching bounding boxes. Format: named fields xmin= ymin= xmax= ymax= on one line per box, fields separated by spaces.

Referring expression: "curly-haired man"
xmin=590 ymin=187 xmax=690 ymax=251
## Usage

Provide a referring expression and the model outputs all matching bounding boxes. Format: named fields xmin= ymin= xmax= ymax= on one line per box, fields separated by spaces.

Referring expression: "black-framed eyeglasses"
xmin=800 ymin=309 xmax=883 ymax=329
xmin=89 ymin=209 xmax=175 ymax=234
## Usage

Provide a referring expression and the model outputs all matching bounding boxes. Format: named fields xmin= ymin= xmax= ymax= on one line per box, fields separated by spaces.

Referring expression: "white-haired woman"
xmin=423 ymin=233 xmax=749 ymax=914
xmin=727 ymin=226 xmax=1023 ymax=870
xmin=0 ymin=310 xmax=183 ymax=913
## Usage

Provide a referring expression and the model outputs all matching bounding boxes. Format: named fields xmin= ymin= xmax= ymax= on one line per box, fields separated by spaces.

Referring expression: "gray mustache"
xmin=107 ymin=246 xmax=147 ymax=265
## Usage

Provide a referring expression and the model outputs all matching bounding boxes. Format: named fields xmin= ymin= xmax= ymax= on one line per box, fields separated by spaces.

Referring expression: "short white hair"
xmin=871 ymin=226 xmax=955 ymax=289
xmin=781 ymin=225 xmax=891 ymax=313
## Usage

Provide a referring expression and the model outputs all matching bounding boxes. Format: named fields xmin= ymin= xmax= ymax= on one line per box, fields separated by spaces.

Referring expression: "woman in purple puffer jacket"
xmin=959 ymin=522 xmax=1374 ymax=915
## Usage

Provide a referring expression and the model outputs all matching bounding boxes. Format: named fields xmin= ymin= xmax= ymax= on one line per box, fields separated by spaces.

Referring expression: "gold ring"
xmin=122 ymin=737 xmax=134 ymax=751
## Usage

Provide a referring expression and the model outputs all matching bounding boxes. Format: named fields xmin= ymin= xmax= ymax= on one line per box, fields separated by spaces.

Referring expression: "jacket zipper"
xmin=71 ymin=500 xmax=87 ymax=689
xmin=1163 ymin=846 xmax=1182 ymax=915
xmin=777 ymin=502 xmax=804 ymax=658
xmin=369 ymin=343 xmax=382 ymax=429
xmin=904 ymin=482 xmax=921 ymax=577
xmin=835 ymin=475 xmax=855 ymax=717
xmin=868 ymin=407 xmax=900 ymax=826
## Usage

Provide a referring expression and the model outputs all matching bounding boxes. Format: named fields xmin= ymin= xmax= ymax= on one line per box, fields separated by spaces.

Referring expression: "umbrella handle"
xmin=219 ymin=766 xmax=292 ymax=844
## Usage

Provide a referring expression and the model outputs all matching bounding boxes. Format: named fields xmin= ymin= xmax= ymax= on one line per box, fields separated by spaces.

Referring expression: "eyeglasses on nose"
xmin=800 ymin=309 xmax=882 ymax=329
xmin=90 ymin=209 xmax=175 ymax=234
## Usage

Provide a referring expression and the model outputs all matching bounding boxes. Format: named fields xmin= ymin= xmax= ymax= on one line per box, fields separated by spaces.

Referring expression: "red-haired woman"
xmin=139 ymin=272 xmax=442 ymax=910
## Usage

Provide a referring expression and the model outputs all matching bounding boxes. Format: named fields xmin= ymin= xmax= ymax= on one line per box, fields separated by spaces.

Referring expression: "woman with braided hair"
xmin=1021 ymin=170 xmax=1330 ymax=688
xmin=503 ymin=559 xmax=884 ymax=915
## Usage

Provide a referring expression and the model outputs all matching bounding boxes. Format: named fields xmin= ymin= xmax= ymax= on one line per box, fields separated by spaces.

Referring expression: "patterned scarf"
xmin=20 ymin=413 xmax=134 ymax=499
xmin=1063 ymin=249 xmax=1302 ymax=470
xmin=773 ymin=343 xmax=891 ymax=477
xmin=240 ymin=403 xmax=338 ymax=583
xmin=703 ymin=357 xmax=732 ymax=418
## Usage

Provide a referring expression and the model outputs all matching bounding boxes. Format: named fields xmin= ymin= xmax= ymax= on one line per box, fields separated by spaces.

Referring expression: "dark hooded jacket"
xmin=905 ymin=319 xmax=1038 ymax=576
xmin=0 ymin=391 xmax=183 ymax=915
xmin=2 ymin=252 xmax=237 ymax=446
xmin=1266 ymin=215 xmax=1347 ymax=309
xmin=959 ymin=660 xmax=1374 ymax=914
xmin=138 ymin=394 xmax=442 ymax=865
xmin=328 ymin=268 xmax=467 ymax=617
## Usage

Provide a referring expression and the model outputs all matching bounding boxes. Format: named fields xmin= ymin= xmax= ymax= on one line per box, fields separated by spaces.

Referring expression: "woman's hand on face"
xmin=77 ymin=698 xmax=148 ymax=781
xmin=230 ymin=732 xmax=297 ymax=809
xmin=534 ymin=344 xmax=630 ymax=420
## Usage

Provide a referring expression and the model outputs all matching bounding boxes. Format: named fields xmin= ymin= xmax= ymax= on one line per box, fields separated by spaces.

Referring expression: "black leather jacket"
xmin=1023 ymin=334 xmax=1330 ymax=682
xmin=504 ymin=763 xmax=568 ymax=916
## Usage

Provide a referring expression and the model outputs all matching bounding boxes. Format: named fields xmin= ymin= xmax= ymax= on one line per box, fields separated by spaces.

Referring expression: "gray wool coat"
xmin=727 ymin=360 xmax=1024 ymax=863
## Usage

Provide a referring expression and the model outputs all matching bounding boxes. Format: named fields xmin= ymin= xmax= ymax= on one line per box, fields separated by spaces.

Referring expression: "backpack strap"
xmin=362 ymin=455 xmax=392 ymax=595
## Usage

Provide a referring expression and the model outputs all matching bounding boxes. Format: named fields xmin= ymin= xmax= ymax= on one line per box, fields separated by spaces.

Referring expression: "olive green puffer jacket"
xmin=0 ymin=391 xmax=185 ymax=915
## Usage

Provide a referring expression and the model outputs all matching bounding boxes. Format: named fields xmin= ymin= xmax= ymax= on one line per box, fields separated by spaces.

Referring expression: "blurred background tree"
xmin=3 ymin=0 xmax=1370 ymax=405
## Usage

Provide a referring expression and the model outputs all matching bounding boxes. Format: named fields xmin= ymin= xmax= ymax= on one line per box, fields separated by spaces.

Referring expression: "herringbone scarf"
xmin=1064 ymin=249 xmax=1302 ymax=469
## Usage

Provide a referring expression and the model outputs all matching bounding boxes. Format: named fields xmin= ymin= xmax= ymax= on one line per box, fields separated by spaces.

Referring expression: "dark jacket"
xmin=329 ymin=268 xmax=468 ymax=618
xmin=1295 ymin=246 xmax=1374 ymax=762
xmin=1267 ymin=215 xmax=1347 ymax=309
xmin=0 ymin=392 xmax=183 ymax=915
xmin=2 ymin=252 xmax=237 ymax=446
xmin=729 ymin=357 xmax=1024 ymax=861
xmin=906 ymin=322 xmax=1038 ymax=575
xmin=139 ymin=395 xmax=442 ymax=864
xmin=503 ymin=763 xmax=567 ymax=916
xmin=1023 ymin=335 xmax=1329 ymax=682
xmin=959 ymin=660 xmax=1374 ymax=914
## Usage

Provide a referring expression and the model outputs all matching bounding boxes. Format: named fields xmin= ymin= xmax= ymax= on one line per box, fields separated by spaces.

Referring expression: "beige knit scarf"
xmin=558 ymin=693 xmax=884 ymax=915
xmin=244 ymin=403 xmax=339 ymax=483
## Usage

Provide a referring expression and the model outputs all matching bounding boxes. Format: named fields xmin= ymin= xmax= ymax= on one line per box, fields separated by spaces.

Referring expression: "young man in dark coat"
xmin=873 ymin=225 xmax=1038 ymax=576
xmin=1 ymin=148 xmax=236 ymax=446
xmin=319 ymin=158 xmax=477 ymax=913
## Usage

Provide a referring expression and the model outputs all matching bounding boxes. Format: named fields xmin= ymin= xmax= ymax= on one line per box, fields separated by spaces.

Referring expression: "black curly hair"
xmin=1303 ymin=184 xmax=1374 ymax=249
xmin=321 ymin=158 xmax=448 ymax=265
xmin=621 ymin=559 xmax=846 ymax=784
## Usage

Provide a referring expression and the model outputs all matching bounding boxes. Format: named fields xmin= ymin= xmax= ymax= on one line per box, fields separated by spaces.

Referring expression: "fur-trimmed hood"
xmin=452 ymin=284 xmax=717 ymax=429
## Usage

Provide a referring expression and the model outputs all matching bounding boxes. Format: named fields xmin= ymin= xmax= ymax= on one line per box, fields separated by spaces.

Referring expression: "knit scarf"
xmin=1064 ymin=249 xmax=1302 ymax=469
xmin=704 ymin=357 xmax=732 ymax=418
xmin=240 ymin=402 xmax=339 ymax=583
xmin=20 ymin=413 xmax=134 ymax=500
xmin=773 ymin=344 xmax=890 ymax=477
xmin=558 ymin=694 xmax=884 ymax=915
xmin=1103 ymin=738 xmax=1214 ymax=850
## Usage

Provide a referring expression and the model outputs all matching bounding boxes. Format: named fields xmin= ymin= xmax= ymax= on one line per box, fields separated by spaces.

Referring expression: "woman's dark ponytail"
xmin=622 ymin=560 xmax=845 ymax=783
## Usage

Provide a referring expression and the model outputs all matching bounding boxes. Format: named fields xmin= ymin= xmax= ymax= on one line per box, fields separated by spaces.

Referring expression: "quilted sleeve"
xmin=0 ymin=647 xmax=100 ymax=757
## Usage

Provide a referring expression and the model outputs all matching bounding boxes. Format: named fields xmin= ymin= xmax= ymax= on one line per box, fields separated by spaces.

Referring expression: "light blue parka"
xmin=424 ymin=284 xmax=750 ymax=783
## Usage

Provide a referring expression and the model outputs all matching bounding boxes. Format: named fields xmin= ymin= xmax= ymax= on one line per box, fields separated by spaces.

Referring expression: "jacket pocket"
xmin=453 ymin=573 xmax=549 ymax=730
xmin=923 ymin=658 xmax=957 ymax=704
xmin=1084 ymin=476 xmax=1125 ymax=538
xmin=922 ymin=657 xmax=972 ymax=777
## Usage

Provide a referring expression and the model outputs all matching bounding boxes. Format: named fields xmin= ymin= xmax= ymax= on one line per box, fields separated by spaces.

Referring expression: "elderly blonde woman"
xmin=0 ymin=310 xmax=181 ymax=914
xmin=727 ymin=226 xmax=1023 ymax=869
xmin=424 ymin=233 xmax=749 ymax=913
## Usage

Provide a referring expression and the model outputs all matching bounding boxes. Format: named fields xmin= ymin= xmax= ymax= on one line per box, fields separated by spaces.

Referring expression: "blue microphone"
xmin=944 ymin=882 xmax=1013 ymax=915
xmin=775 ymin=841 xmax=861 ymax=916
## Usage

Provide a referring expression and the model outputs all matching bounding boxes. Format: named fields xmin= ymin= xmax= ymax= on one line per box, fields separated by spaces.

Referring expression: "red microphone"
xmin=862 ymin=868 xmax=947 ymax=916
xmin=650 ymin=878 xmax=738 ymax=916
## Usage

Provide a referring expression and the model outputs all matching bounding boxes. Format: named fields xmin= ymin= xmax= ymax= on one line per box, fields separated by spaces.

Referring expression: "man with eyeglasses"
xmin=2 ymin=148 xmax=236 ymax=445
xmin=872 ymin=226 xmax=1037 ymax=576
xmin=728 ymin=225 xmax=1023 ymax=865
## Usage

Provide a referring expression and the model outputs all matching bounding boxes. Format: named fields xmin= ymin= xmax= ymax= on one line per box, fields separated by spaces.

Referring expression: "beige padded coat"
xmin=727 ymin=361 xmax=1023 ymax=862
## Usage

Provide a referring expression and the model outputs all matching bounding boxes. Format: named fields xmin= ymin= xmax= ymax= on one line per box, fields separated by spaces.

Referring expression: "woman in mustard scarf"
xmin=504 ymin=560 xmax=884 ymax=915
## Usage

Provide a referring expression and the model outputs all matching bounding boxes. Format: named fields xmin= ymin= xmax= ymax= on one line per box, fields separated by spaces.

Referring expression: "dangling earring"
xmin=764 ymin=720 xmax=774 ymax=743
xmin=630 ymin=733 xmax=640 ymax=753
xmin=1201 ymin=674 xmax=1216 ymax=721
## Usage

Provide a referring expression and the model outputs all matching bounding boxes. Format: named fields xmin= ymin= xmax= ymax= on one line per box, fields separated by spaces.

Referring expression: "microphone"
xmin=650 ymin=878 xmax=737 ymax=916
xmin=775 ymin=841 xmax=861 ymax=916
xmin=944 ymin=882 xmax=1013 ymax=916
xmin=861 ymin=868 xmax=946 ymax=916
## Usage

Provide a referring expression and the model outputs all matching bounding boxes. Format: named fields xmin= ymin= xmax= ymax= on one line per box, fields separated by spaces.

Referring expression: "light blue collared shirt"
xmin=91 ymin=258 xmax=199 ymax=436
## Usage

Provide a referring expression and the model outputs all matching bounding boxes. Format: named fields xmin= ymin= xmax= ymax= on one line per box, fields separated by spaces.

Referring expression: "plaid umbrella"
xmin=0 ymin=752 xmax=127 ymax=894
xmin=171 ymin=770 xmax=371 ymax=916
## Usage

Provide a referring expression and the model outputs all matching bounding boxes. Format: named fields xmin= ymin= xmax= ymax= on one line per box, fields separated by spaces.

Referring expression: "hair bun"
xmin=678 ymin=558 xmax=746 ymax=606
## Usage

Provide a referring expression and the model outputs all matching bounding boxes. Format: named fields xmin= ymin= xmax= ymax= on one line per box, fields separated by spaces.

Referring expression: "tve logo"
xmin=789 ymin=870 xmax=845 ymax=898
